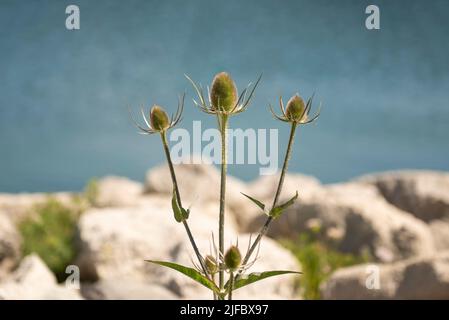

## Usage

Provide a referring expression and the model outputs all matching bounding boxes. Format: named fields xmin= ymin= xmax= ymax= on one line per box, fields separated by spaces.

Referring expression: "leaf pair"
xmin=172 ymin=188 xmax=189 ymax=223
xmin=241 ymin=191 xmax=299 ymax=219
xmin=146 ymin=260 xmax=300 ymax=298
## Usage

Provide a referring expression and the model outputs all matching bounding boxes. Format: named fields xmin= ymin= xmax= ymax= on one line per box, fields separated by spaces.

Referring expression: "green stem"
xmin=212 ymin=274 xmax=217 ymax=300
xmin=160 ymin=131 xmax=208 ymax=276
xmin=228 ymin=271 xmax=234 ymax=300
xmin=271 ymin=122 xmax=297 ymax=209
xmin=218 ymin=115 xmax=229 ymax=290
xmin=238 ymin=122 xmax=297 ymax=276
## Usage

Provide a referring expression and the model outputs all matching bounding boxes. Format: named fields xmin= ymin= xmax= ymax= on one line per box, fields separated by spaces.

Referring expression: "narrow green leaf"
xmin=241 ymin=192 xmax=266 ymax=212
xmin=226 ymin=270 xmax=301 ymax=291
xmin=146 ymin=260 xmax=220 ymax=293
xmin=269 ymin=191 xmax=298 ymax=218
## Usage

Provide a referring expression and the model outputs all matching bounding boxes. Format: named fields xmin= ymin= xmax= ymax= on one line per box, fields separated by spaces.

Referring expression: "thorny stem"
xmin=160 ymin=131 xmax=208 ymax=276
xmin=218 ymin=115 xmax=229 ymax=290
xmin=228 ymin=271 xmax=234 ymax=300
xmin=238 ymin=122 xmax=298 ymax=277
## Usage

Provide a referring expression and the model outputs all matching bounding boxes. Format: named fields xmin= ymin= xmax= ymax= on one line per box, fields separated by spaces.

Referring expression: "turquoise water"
xmin=1 ymin=0 xmax=448 ymax=192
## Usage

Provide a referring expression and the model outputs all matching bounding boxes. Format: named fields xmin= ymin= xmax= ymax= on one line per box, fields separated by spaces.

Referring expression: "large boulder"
xmin=75 ymin=197 xmax=239 ymax=282
xmin=75 ymin=206 xmax=186 ymax=282
xmin=250 ymin=183 xmax=435 ymax=262
xmin=243 ymin=173 xmax=322 ymax=232
xmin=81 ymin=279 xmax=177 ymax=300
xmin=0 ymin=254 xmax=83 ymax=300
xmin=429 ymin=220 xmax=449 ymax=251
xmin=75 ymin=196 xmax=300 ymax=299
xmin=0 ymin=214 xmax=21 ymax=279
xmin=0 ymin=192 xmax=75 ymax=223
xmin=357 ymin=170 xmax=449 ymax=222
xmin=93 ymin=176 xmax=143 ymax=207
xmin=321 ymin=251 xmax=449 ymax=299
xmin=144 ymin=162 xmax=252 ymax=231
xmin=247 ymin=173 xmax=322 ymax=204
xmin=136 ymin=194 xmax=239 ymax=230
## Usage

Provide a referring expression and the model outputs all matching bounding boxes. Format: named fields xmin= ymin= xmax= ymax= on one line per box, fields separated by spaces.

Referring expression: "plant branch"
xmin=228 ymin=271 xmax=234 ymax=300
xmin=212 ymin=274 xmax=217 ymax=300
xmin=160 ymin=131 xmax=208 ymax=276
xmin=238 ymin=122 xmax=298 ymax=276
xmin=218 ymin=114 xmax=229 ymax=290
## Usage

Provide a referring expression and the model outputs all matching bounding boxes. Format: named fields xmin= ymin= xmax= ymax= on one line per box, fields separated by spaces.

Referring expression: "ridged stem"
xmin=228 ymin=271 xmax=234 ymax=300
xmin=212 ymin=274 xmax=217 ymax=300
xmin=218 ymin=115 xmax=229 ymax=290
xmin=238 ymin=122 xmax=297 ymax=275
xmin=160 ymin=131 xmax=208 ymax=276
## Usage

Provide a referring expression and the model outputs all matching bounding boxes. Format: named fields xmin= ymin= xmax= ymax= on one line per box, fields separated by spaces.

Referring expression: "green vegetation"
xmin=19 ymin=198 xmax=79 ymax=282
xmin=84 ymin=178 xmax=99 ymax=206
xmin=281 ymin=232 xmax=371 ymax=300
xmin=18 ymin=178 xmax=97 ymax=282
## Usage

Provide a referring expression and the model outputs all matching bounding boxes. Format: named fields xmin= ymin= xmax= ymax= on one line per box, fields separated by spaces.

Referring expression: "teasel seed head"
xmin=224 ymin=246 xmax=242 ymax=271
xmin=285 ymin=94 xmax=306 ymax=122
xmin=210 ymin=72 xmax=238 ymax=112
xmin=150 ymin=105 xmax=170 ymax=132
xmin=186 ymin=72 xmax=261 ymax=116
xmin=270 ymin=92 xmax=321 ymax=125
xmin=205 ymin=255 xmax=218 ymax=275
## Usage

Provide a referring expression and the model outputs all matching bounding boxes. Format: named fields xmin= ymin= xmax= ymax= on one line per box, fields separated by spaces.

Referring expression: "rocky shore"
xmin=1 ymin=164 xmax=448 ymax=299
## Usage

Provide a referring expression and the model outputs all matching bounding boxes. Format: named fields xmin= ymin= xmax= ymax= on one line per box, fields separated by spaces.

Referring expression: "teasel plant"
xmin=186 ymin=71 xmax=262 ymax=292
xmin=129 ymin=73 xmax=319 ymax=300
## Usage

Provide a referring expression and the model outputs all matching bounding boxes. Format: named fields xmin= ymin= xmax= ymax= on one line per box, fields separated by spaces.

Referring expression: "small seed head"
xmin=285 ymin=94 xmax=306 ymax=122
xmin=224 ymin=246 xmax=241 ymax=271
xmin=210 ymin=72 xmax=238 ymax=112
xmin=150 ymin=105 xmax=170 ymax=131
xmin=205 ymin=255 xmax=218 ymax=275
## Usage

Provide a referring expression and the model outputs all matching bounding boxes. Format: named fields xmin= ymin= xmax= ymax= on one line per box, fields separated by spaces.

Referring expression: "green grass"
xmin=281 ymin=232 xmax=371 ymax=299
xmin=18 ymin=180 xmax=99 ymax=282
xmin=18 ymin=198 xmax=80 ymax=282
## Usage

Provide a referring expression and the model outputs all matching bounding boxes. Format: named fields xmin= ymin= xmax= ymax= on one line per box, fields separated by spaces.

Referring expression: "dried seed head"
xmin=210 ymin=72 xmax=238 ymax=112
xmin=205 ymin=255 xmax=218 ymax=275
xmin=150 ymin=105 xmax=170 ymax=131
xmin=285 ymin=94 xmax=306 ymax=122
xmin=224 ymin=246 xmax=241 ymax=271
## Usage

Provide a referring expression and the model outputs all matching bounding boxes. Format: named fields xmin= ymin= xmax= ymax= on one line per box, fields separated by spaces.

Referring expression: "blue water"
xmin=1 ymin=0 xmax=448 ymax=192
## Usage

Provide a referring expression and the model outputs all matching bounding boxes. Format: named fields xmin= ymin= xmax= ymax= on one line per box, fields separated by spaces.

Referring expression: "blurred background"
xmin=0 ymin=0 xmax=448 ymax=192
xmin=1 ymin=0 xmax=449 ymax=301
